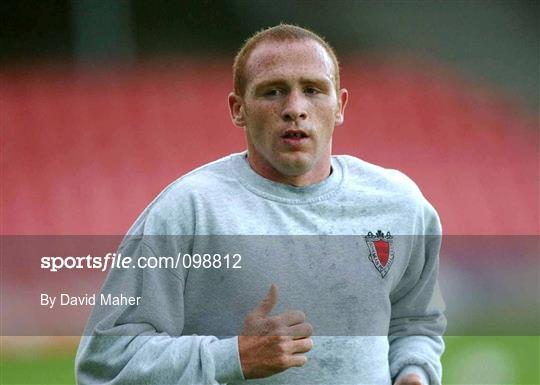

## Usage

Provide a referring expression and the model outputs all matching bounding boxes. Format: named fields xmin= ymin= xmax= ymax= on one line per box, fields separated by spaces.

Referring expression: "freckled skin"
xmin=229 ymin=40 xmax=348 ymax=187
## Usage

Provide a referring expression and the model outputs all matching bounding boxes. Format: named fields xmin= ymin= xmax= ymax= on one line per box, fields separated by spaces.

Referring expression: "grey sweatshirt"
xmin=76 ymin=152 xmax=446 ymax=385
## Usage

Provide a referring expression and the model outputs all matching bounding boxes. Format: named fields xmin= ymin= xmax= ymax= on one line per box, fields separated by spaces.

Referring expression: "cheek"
xmin=254 ymin=105 xmax=280 ymax=121
xmin=320 ymin=103 xmax=340 ymax=125
xmin=249 ymin=106 xmax=280 ymax=130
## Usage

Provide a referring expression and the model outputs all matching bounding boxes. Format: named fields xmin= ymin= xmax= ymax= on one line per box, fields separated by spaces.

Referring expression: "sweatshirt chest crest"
xmin=365 ymin=230 xmax=395 ymax=278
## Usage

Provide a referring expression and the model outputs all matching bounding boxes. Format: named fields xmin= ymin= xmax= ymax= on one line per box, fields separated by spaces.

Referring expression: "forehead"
xmin=244 ymin=39 xmax=335 ymax=89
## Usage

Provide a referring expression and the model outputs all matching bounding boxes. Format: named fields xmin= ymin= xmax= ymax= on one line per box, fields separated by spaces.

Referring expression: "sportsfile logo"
xmin=40 ymin=253 xmax=126 ymax=272
xmin=40 ymin=253 xmax=243 ymax=272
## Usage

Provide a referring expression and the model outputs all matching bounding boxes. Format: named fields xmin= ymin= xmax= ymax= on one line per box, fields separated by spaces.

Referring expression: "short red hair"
xmin=233 ymin=24 xmax=341 ymax=96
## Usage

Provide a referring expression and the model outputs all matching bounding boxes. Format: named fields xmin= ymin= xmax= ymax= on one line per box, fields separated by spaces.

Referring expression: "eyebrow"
xmin=254 ymin=76 xmax=332 ymax=90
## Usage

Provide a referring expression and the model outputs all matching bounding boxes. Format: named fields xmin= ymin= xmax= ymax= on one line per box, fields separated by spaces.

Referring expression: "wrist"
xmin=207 ymin=336 xmax=245 ymax=382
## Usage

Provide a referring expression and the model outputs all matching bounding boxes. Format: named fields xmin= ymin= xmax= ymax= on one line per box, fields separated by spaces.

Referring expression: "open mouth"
xmin=282 ymin=130 xmax=309 ymax=139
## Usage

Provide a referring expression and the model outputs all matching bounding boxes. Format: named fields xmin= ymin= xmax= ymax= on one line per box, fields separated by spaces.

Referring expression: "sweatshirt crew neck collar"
xmin=230 ymin=151 xmax=345 ymax=204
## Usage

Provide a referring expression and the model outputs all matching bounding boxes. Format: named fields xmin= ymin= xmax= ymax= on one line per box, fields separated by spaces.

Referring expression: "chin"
xmin=275 ymin=154 xmax=313 ymax=176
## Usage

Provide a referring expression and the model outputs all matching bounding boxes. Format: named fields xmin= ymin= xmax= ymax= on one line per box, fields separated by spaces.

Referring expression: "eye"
xmin=264 ymin=88 xmax=283 ymax=97
xmin=304 ymin=87 xmax=320 ymax=95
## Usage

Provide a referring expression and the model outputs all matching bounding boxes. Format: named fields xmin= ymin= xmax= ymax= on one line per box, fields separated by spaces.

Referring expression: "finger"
xmin=279 ymin=310 xmax=305 ymax=326
xmin=287 ymin=354 xmax=308 ymax=368
xmin=290 ymin=338 xmax=313 ymax=354
xmin=288 ymin=323 xmax=313 ymax=339
xmin=252 ymin=284 xmax=278 ymax=317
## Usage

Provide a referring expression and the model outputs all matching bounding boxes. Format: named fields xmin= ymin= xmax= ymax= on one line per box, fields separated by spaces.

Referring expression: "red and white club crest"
xmin=365 ymin=230 xmax=394 ymax=277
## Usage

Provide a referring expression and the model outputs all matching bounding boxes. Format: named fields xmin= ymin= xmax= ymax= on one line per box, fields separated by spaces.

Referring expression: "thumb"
xmin=252 ymin=284 xmax=278 ymax=317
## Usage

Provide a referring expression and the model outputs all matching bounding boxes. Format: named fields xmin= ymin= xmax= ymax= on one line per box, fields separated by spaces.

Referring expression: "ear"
xmin=228 ymin=92 xmax=246 ymax=127
xmin=335 ymin=88 xmax=349 ymax=126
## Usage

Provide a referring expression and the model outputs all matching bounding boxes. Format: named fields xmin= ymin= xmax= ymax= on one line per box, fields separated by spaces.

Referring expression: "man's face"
xmin=229 ymin=39 xmax=348 ymax=185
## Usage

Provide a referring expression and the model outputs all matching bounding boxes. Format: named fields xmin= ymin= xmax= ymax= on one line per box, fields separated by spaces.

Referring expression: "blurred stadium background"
xmin=1 ymin=1 xmax=538 ymax=384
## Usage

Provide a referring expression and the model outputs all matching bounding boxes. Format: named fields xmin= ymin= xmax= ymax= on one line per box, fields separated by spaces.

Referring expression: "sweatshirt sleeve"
xmin=388 ymin=201 xmax=446 ymax=385
xmin=75 ymin=237 xmax=245 ymax=385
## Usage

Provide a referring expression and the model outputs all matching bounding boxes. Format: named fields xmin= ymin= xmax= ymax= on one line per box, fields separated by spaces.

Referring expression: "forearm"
xmin=76 ymin=238 xmax=244 ymax=384
xmin=389 ymin=203 xmax=446 ymax=384
xmin=389 ymin=335 xmax=444 ymax=385
xmin=76 ymin=333 xmax=244 ymax=384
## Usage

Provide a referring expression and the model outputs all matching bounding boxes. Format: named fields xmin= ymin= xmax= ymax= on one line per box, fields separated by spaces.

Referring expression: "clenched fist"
xmin=238 ymin=284 xmax=314 ymax=379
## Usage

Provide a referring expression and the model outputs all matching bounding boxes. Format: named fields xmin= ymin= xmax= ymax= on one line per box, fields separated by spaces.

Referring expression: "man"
xmin=76 ymin=24 xmax=445 ymax=385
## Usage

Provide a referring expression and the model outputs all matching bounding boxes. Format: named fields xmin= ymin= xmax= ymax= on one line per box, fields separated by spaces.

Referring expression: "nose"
xmin=281 ymin=90 xmax=307 ymax=122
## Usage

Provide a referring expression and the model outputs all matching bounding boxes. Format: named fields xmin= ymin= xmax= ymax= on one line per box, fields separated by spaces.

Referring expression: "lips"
xmin=281 ymin=129 xmax=310 ymax=148
xmin=281 ymin=129 xmax=309 ymax=139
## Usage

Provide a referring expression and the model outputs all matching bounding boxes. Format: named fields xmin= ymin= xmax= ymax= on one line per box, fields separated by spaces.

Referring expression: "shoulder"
xmin=126 ymin=154 xmax=237 ymax=235
xmin=336 ymin=155 xmax=441 ymax=233
xmin=160 ymin=154 xmax=237 ymax=198
xmin=335 ymin=155 xmax=423 ymax=197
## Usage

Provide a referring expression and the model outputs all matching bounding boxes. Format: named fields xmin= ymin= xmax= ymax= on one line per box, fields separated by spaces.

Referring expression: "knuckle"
xmin=269 ymin=335 xmax=286 ymax=347
xmin=276 ymin=343 xmax=287 ymax=354
xmin=277 ymin=354 xmax=290 ymax=368
xmin=276 ymin=335 xmax=289 ymax=343
xmin=295 ymin=355 xmax=307 ymax=367
xmin=262 ymin=319 xmax=278 ymax=334
xmin=276 ymin=340 xmax=289 ymax=353
xmin=267 ymin=316 xmax=281 ymax=329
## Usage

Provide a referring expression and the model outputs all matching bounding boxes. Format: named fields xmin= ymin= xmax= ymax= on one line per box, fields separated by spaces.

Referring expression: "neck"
xmin=246 ymin=152 xmax=332 ymax=187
